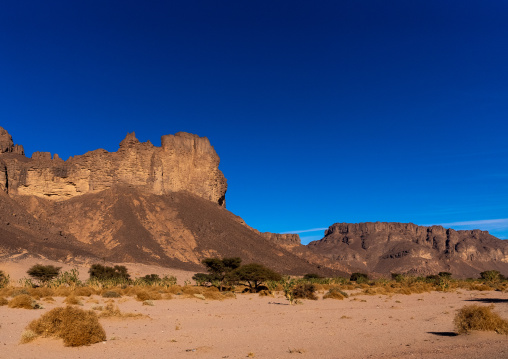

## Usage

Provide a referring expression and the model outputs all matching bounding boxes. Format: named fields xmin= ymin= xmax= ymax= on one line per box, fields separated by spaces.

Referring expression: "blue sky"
xmin=1 ymin=1 xmax=507 ymax=243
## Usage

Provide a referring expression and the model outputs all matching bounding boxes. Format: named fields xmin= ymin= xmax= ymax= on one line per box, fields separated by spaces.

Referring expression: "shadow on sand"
xmin=465 ymin=298 xmax=508 ymax=304
xmin=427 ymin=332 xmax=458 ymax=337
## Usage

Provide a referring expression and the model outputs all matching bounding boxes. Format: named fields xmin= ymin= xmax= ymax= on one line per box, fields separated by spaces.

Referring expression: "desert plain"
xmin=1 ymin=260 xmax=507 ymax=359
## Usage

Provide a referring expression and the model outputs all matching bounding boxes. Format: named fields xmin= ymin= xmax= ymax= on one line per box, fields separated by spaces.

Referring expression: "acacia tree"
xmin=195 ymin=257 xmax=242 ymax=290
xmin=231 ymin=263 xmax=281 ymax=292
xmin=27 ymin=264 xmax=61 ymax=284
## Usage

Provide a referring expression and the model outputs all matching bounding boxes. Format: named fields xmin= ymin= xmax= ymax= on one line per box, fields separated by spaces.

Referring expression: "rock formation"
xmin=0 ymin=128 xmax=226 ymax=206
xmin=260 ymin=232 xmax=301 ymax=247
xmin=307 ymin=222 xmax=508 ymax=277
xmin=0 ymin=126 xmax=24 ymax=155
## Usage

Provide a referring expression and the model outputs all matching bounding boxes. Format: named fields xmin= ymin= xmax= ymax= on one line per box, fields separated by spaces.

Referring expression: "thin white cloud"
xmin=281 ymin=227 xmax=328 ymax=234
xmin=438 ymin=218 xmax=508 ymax=227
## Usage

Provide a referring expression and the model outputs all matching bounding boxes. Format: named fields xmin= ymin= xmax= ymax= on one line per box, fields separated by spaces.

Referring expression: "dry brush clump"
xmin=98 ymin=303 xmax=144 ymax=318
xmin=454 ymin=305 xmax=508 ymax=335
xmin=8 ymin=294 xmax=41 ymax=309
xmin=323 ymin=288 xmax=349 ymax=300
xmin=22 ymin=306 xmax=106 ymax=346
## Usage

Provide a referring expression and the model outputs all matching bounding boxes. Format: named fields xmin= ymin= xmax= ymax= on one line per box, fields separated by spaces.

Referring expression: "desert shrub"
xmin=391 ymin=273 xmax=405 ymax=282
xmin=0 ymin=297 xmax=8 ymax=306
xmin=27 ymin=264 xmax=61 ymax=284
xmin=26 ymin=306 xmax=106 ymax=346
xmin=480 ymin=270 xmax=501 ymax=282
xmin=102 ymin=290 xmax=121 ymax=298
xmin=99 ymin=303 xmax=143 ymax=318
xmin=64 ymin=295 xmax=82 ymax=305
xmin=135 ymin=289 xmax=162 ymax=301
xmin=0 ymin=270 xmax=9 ymax=288
xmin=138 ymin=274 xmax=160 ymax=285
xmin=11 ymin=288 xmax=30 ymax=297
xmin=350 ymin=273 xmax=369 ymax=283
xmin=323 ymin=288 xmax=349 ymax=300
xmin=53 ymin=287 xmax=72 ymax=297
xmin=231 ymin=263 xmax=282 ymax=292
xmin=438 ymin=272 xmax=452 ymax=279
xmin=292 ymin=283 xmax=317 ymax=300
xmin=8 ymin=294 xmax=41 ymax=309
xmin=74 ymin=287 xmax=94 ymax=297
xmin=28 ymin=287 xmax=54 ymax=299
xmin=454 ymin=305 xmax=508 ymax=334
xmin=89 ymin=264 xmax=131 ymax=282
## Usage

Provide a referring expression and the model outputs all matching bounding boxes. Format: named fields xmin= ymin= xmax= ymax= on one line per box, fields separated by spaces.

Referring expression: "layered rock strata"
xmin=0 ymin=128 xmax=227 ymax=206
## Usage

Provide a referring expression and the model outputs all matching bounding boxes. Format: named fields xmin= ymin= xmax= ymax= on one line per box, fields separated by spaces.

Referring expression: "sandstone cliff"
xmin=307 ymin=222 xmax=508 ymax=277
xmin=0 ymin=128 xmax=226 ymax=206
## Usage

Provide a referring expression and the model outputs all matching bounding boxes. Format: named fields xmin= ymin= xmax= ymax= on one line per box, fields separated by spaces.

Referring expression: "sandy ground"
xmin=1 ymin=289 xmax=507 ymax=359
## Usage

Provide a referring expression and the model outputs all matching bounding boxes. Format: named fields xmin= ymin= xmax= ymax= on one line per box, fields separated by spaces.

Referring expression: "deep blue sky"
xmin=1 ymin=1 xmax=507 ymax=243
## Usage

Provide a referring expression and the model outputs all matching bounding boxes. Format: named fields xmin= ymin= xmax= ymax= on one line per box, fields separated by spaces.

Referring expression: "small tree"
xmin=89 ymin=264 xmax=130 ymax=281
xmin=201 ymin=257 xmax=242 ymax=291
xmin=232 ymin=263 xmax=282 ymax=292
xmin=303 ymin=273 xmax=323 ymax=280
xmin=192 ymin=272 xmax=210 ymax=286
xmin=27 ymin=264 xmax=61 ymax=284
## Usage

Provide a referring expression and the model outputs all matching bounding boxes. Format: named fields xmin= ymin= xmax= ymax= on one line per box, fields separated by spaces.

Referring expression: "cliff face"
xmin=260 ymin=232 xmax=301 ymax=247
xmin=0 ymin=128 xmax=227 ymax=206
xmin=308 ymin=222 xmax=508 ymax=277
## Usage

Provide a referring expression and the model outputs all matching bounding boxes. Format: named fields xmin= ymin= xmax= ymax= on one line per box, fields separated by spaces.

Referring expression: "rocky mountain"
xmin=0 ymin=126 xmax=338 ymax=276
xmin=307 ymin=222 xmax=508 ymax=278
xmin=1 ymin=126 xmax=506 ymax=278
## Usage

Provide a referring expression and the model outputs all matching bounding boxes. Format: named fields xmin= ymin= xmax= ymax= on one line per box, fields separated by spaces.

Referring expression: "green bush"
xmin=89 ymin=264 xmax=130 ymax=281
xmin=350 ymin=272 xmax=369 ymax=283
xmin=27 ymin=264 xmax=61 ymax=284
xmin=0 ymin=270 xmax=9 ymax=288
xmin=480 ymin=270 xmax=501 ymax=282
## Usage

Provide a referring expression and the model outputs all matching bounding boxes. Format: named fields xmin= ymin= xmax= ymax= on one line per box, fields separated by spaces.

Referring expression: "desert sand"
xmin=1 ymin=285 xmax=507 ymax=359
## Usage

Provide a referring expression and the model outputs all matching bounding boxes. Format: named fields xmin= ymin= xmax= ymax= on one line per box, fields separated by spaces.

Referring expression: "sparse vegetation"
xmin=24 ymin=306 xmax=106 ymax=346
xmin=8 ymin=294 xmax=41 ymax=309
xmin=89 ymin=264 xmax=131 ymax=282
xmin=292 ymin=283 xmax=317 ymax=300
xmin=0 ymin=270 xmax=9 ymax=288
xmin=454 ymin=305 xmax=508 ymax=335
xmin=27 ymin=264 xmax=61 ymax=284
xmin=350 ymin=272 xmax=369 ymax=283
xmin=323 ymin=288 xmax=349 ymax=300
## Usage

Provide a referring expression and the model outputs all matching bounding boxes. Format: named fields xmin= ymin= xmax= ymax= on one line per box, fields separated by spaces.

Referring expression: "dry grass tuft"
xmin=74 ymin=287 xmax=95 ymax=297
xmin=98 ymin=303 xmax=144 ymax=318
xmin=20 ymin=330 xmax=38 ymax=344
xmin=0 ymin=296 xmax=8 ymax=306
xmin=323 ymin=288 xmax=348 ymax=300
xmin=25 ymin=306 xmax=106 ymax=346
xmin=8 ymin=294 xmax=40 ymax=309
xmin=454 ymin=305 xmax=508 ymax=335
xmin=136 ymin=289 xmax=162 ymax=301
xmin=28 ymin=287 xmax=54 ymax=299
xmin=64 ymin=295 xmax=83 ymax=306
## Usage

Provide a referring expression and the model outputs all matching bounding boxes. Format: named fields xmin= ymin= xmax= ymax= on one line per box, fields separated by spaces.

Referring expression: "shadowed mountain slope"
xmin=11 ymin=186 xmax=340 ymax=275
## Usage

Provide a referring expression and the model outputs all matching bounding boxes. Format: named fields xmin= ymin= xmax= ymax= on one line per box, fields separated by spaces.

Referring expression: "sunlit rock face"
xmin=0 ymin=128 xmax=227 ymax=206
